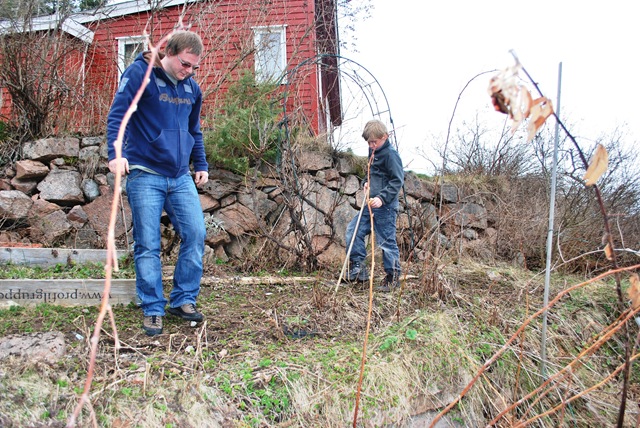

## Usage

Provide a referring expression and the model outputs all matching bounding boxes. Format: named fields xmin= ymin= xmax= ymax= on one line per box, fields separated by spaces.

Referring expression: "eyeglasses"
xmin=177 ymin=55 xmax=200 ymax=71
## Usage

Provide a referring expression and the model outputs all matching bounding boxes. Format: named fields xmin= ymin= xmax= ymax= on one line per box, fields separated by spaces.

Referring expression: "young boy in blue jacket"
xmin=107 ymin=31 xmax=209 ymax=336
xmin=345 ymin=119 xmax=404 ymax=292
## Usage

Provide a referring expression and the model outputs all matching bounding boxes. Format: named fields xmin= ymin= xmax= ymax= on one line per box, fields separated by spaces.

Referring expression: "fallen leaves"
xmin=488 ymin=62 xmax=554 ymax=142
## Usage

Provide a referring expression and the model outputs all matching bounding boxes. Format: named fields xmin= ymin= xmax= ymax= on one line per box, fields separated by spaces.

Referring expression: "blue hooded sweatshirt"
xmin=366 ymin=139 xmax=404 ymax=206
xmin=106 ymin=51 xmax=208 ymax=177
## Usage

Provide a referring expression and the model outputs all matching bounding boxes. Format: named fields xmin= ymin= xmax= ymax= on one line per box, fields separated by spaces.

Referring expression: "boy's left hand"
xmin=368 ymin=196 xmax=383 ymax=208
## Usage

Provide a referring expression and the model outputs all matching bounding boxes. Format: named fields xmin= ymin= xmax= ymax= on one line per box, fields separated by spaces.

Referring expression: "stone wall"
xmin=0 ymin=136 xmax=494 ymax=269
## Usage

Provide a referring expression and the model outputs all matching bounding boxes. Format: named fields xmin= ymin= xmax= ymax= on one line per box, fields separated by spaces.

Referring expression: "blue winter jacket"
xmin=366 ymin=139 xmax=404 ymax=205
xmin=106 ymin=51 xmax=208 ymax=177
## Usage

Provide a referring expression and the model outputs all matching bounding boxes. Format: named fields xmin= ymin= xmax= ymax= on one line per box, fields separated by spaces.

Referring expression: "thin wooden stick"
xmin=66 ymin=23 xmax=188 ymax=427
xmin=334 ymin=194 xmax=368 ymax=295
xmin=428 ymin=263 xmax=640 ymax=428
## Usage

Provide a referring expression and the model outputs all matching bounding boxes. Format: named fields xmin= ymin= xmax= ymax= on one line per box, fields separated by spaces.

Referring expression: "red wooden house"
xmin=0 ymin=0 xmax=342 ymax=137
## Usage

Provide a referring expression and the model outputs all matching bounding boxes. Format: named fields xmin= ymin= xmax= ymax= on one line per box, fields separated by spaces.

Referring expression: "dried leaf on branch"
xmin=583 ymin=143 xmax=609 ymax=186
xmin=488 ymin=63 xmax=554 ymax=141
xmin=526 ymin=96 xmax=553 ymax=142
xmin=488 ymin=63 xmax=521 ymax=116
xmin=628 ymin=273 xmax=640 ymax=310
xmin=604 ymin=243 xmax=614 ymax=261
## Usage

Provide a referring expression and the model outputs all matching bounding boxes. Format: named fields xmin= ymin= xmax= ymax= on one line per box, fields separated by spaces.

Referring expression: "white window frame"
xmin=116 ymin=35 xmax=148 ymax=80
xmin=253 ymin=25 xmax=287 ymax=84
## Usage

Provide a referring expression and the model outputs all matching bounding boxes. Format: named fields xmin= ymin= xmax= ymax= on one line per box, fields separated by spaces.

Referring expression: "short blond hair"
xmin=362 ymin=119 xmax=388 ymax=141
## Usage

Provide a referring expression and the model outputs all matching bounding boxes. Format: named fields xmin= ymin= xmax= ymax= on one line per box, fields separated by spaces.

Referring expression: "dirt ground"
xmin=0 ymin=264 xmax=443 ymax=427
xmin=106 ymin=266 xmax=428 ymax=354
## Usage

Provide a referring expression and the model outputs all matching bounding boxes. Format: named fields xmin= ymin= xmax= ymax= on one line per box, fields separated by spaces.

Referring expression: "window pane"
xmin=255 ymin=28 xmax=285 ymax=83
xmin=124 ymin=42 xmax=144 ymax=69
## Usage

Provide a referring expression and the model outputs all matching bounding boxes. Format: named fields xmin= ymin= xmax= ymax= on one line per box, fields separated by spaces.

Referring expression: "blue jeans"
xmin=126 ymin=169 xmax=206 ymax=316
xmin=345 ymin=200 xmax=401 ymax=275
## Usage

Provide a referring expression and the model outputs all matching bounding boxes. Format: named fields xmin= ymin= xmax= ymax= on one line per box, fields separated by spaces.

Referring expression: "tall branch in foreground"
xmin=65 ymin=21 xmax=187 ymax=427
xmin=490 ymin=51 xmax=632 ymax=427
xmin=352 ymin=152 xmax=374 ymax=427
xmin=428 ymin=264 xmax=640 ymax=428
xmin=429 ymin=52 xmax=637 ymax=428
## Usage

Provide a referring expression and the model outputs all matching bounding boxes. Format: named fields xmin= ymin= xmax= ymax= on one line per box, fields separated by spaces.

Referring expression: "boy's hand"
xmin=368 ymin=196 xmax=383 ymax=208
xmin=109 ymin=158 xmax=129 ymax=175
xmin=194 ymin=170 xmax=209 ymax=187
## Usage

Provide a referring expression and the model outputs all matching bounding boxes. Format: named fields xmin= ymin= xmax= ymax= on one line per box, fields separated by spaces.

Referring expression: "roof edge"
xmin=76 ymin=0 xmax=198 ymax=24
xmin=0 ymin=0 xmax=198 ymax=43
xmin=0 ymin=15 xmax=94 ymax=44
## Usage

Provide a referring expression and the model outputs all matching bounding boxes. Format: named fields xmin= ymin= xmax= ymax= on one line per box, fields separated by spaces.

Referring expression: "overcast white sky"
xmin=341 ymin=1 xmax=639 ymax=174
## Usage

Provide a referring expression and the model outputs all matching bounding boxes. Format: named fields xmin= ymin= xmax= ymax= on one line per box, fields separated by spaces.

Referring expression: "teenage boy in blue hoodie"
xmin=107 ymin=31 xmax=208 ymax=336
xmin=345 ymin=119 xmax=404 ymax=292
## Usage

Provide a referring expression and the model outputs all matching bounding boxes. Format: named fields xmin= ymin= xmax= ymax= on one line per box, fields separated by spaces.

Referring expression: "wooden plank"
xmin=200 ymin=276 xmax=318 ymax=286
xmin=199 ymin=275 xmax=418 ymax=286
xmin=0 ymin=248 xmax=128 ymax=267
xmin=0 ymin=279 xmax=136 ymax=307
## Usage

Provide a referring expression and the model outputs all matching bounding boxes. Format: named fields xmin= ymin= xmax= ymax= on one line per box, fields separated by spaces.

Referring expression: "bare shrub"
xmin=555 ymin=130 xmax=640 ymax=272
xmin=0 ymin=6 xmax=89 ymax=140
xmin=438 ymin=115 xmax=539 ymax=178
xmin=438 ymin=118 xmax=640 ymax=273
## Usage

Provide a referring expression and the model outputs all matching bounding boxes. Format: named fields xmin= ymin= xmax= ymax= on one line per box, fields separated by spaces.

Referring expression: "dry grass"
xmin=0 ymin=259 xmax=638 ymax=427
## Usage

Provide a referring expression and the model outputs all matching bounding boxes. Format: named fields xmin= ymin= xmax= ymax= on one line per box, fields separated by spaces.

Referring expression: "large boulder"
xmin=30 ymin=210 xmax=72 ymax=246
xmin=14 ymin=160 xmax=49 ymax=180
xmin=215 ymin=203 xmax=260 ymax=237
xmin=0 ymin=332 xmax=66 ymax=363
xmin=0 ymin=190 xmax=33 ymax=220
xmin=83 ymin=193 xmax=132 ymax=245
xmin=22 ymin=137 xmax=80 ymax=162
xmin=37 ymin=170 xmax=84 ymax=205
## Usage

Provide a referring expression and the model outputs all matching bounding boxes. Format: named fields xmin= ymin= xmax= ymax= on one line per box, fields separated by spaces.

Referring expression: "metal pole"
xmin=541 ymin=62 xmax=562 ymax=378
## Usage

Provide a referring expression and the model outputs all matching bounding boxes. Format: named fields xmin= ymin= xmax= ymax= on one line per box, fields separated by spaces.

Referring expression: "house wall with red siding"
xmin=0 ymin=88 xmax=11 ymax=121
xmin=85 ymin=0 xmax=322 ymax=135
xmin=1 ymin=0 xmax=324 ymax=137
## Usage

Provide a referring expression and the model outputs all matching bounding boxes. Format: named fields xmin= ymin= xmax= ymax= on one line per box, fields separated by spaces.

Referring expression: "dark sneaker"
xmin=347 ymin=261 xmax=369 ymax=282
xmin=377 ymin=273 xmax=400 ymax=292
xmin=167 ymin=303 xmax=204 ymax=322
xmin=143 ymin=315 xmax=163 ymax=336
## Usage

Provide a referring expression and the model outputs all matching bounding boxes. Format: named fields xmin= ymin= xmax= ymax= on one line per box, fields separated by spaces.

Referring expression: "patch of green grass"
xmin=258 ymin=358 xmax=272 ymax=368
xmin=405 ymin=329 xmax=418 ymax=340
xmin=379 ymin=335 xmax=399 ymax=352
xmin=0 ymin=305 xmax=25 ymax=318
xmin=0 ymin=259 xmax=135 ymax=280
xmin=0 ymin=303 xmax=97 ymax=335
xmin=215 ymin=374 xmax=233 ymax=395
xmin=252 ymin=381 xmax=291 ymax=421
xmin=222 ymin=293 xmax=247 ymax=305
